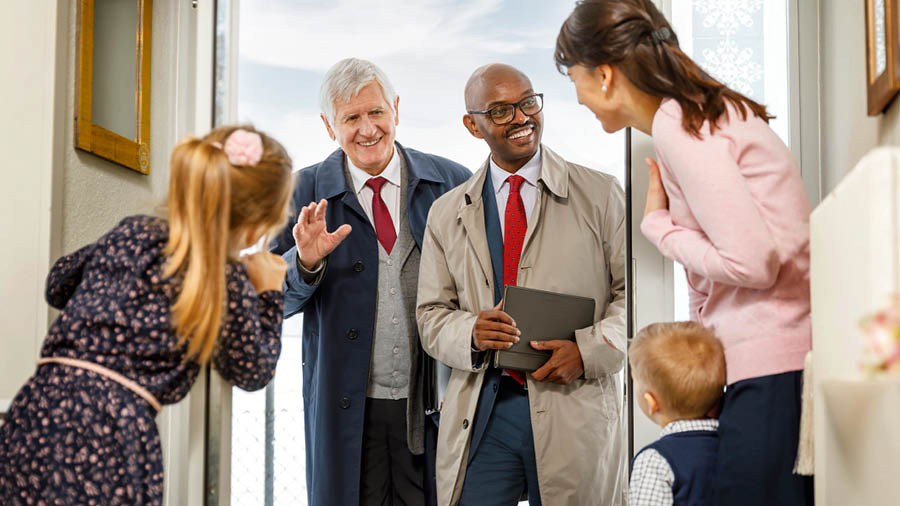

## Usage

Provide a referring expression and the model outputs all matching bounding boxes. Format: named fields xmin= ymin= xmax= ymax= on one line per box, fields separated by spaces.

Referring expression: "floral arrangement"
xmin=859 ymin=294 xmax=900 ymax=375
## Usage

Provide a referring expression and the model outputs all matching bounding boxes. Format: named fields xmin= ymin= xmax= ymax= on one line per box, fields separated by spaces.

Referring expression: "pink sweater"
xmin=641 ymin=98 xmax=812 ymax=384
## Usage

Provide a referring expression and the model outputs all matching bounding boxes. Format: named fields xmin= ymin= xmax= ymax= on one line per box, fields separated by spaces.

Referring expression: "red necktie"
xmin=503 ymin=175 xmax=527 ymax=385
xmin=366 ymin=177 xmax=396 ymax=254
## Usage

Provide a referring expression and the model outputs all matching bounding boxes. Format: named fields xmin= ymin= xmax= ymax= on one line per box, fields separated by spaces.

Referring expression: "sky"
xmin=235 ymin=0 xmax=626 ymax=182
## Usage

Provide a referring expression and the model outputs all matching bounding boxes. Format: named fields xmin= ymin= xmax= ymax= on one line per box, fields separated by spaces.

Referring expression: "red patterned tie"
xmin=503 ymin=175 xmax=527 ymax=385
xmin=366 ymin=177 xmax=396 ymax=254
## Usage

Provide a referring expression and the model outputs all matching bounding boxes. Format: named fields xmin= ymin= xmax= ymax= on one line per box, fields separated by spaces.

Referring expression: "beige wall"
xmin=0 ymin=1 xmax=67 ymax=407
xmin=821 ymin=0 xmax=900 ymax=194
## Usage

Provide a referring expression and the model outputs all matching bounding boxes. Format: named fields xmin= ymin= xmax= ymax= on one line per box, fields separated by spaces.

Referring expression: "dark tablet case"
xmin=494 ymin=285 xmax=596 ymax=372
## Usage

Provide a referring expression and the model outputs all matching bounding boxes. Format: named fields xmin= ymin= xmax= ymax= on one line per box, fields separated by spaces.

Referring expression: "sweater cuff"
xmin=640 ymin=209 xmax=674 ymax=249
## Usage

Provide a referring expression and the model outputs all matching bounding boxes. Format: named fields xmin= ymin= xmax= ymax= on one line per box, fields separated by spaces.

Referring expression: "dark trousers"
xmin=713 ymin=371 xmax=814 ymax=506
xmin=360 ymin=398 xmax=424 ymax=506
xmin=459 ymin=375 xmax=541 ymax=506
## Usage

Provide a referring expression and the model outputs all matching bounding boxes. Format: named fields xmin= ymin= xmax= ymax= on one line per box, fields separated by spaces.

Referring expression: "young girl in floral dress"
xmin=0 ymin=125 xmax=293 ymax=505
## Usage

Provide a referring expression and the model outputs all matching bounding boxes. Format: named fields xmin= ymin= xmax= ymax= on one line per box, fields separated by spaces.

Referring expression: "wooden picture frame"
xmin=75 ymin=0 xmax=153 ymax=174
xmin=866 ymin=0 xmax=900 ymax=115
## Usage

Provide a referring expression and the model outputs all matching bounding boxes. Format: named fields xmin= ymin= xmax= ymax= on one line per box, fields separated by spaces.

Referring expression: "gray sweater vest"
xmin=343 ymin=155 xmax=424 ymax=454
xmin=367 ymin=180 xmax=418 ymax=400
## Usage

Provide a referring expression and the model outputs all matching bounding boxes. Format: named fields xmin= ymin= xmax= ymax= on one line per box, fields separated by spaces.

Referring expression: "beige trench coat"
xmin=416 ymin=146 xmax=627 ymax=506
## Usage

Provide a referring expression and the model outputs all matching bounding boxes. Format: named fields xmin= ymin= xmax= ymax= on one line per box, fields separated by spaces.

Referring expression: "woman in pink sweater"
xmin=555 ymin=1 xmax=813 ymax=505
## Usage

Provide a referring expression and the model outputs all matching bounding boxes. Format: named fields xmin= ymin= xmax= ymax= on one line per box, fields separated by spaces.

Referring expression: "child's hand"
xmin=241 ymin=251 xmax=288 ymax=293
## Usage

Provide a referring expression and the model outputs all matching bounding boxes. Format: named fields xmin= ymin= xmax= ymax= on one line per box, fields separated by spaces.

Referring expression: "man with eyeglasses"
xmin=415 ymin=63 xmax=627 ymax=505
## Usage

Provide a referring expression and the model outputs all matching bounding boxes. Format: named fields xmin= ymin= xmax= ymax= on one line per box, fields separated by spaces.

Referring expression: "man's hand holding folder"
xmin=472 ymin=301 xmax=521 ymax=351
xmin=529 ymin=340 xmax=584 ymax=385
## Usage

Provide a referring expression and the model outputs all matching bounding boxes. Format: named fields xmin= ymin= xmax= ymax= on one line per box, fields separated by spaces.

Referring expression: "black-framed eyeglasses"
xmin=467 ymin=93 xmax=544 ymax=125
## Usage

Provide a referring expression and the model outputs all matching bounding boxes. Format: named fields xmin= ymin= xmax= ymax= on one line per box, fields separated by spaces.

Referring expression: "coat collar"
xmin=315 ymin=142 xmax=445 ymax=201
xmin=460 ymin=143 xmax=569 ymax=209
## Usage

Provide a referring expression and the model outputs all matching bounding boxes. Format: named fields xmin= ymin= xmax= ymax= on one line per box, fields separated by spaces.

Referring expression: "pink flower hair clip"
xmin=219 ymin=129 xmax=264 ymax=166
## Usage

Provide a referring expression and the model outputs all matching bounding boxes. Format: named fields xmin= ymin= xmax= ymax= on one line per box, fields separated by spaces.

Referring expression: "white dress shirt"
xmin=347 ymin=146 xmax=402 ymax=235
xmin=490 ymin=147 xmax=541 ymax=236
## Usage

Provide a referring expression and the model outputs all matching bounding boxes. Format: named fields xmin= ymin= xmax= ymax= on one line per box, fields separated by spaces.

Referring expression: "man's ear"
xmin=462 ymin=114 xmax=483 ymax=139
xmin=320 ymin=114 xmax=337 ymax=141
xmin=393 ymin=95 xmax=400 ymax=126
xmin=643 ymin=391 xmax=660 ymax=417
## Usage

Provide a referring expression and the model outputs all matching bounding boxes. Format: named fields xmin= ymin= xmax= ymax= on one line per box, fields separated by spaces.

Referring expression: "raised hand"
xmin=472 ymin=301 xmax=521 ymax=351
xmin=292 ymin=199 xmax=352 ymax=270
xmin=644 ymin=157 xmax=669 ymax=217
xmin=241 ymin=251 xmax=288 ymax=293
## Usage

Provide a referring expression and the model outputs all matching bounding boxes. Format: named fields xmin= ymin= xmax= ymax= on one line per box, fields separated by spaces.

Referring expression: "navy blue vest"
xmin=637 ymin=430 xmax=718 ymax=506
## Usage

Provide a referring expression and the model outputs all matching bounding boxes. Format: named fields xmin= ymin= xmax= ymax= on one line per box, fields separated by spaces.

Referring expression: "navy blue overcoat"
xmin=270 ymin=143 xmax=470 ymax=506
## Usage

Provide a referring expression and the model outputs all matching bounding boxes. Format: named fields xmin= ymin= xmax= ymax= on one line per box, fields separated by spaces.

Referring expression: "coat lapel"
xmin=521 ymin=145 xmax=569 ymax=259
xmin=481 ymin=168 xmax=505 ymax=305
xmin=457 ymin=164 xmax=495 ymax=292
xmin=317 ymin=147 xmax=370 ymax=224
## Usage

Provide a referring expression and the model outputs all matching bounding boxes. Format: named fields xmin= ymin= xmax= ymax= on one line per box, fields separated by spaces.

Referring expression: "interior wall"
xmin=820 ymin=1 xmax=900 ymax=193
xmin=0 ymin=0 xmax=67 ymax=409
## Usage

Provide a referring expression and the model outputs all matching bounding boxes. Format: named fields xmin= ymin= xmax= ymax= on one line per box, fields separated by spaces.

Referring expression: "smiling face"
xmin=321 ymin=80 xmax=399 ymax=175
xmin=463 ymin=66 xmax=542 ymax=172
xmin=567 ymin=64 xmax=629 ymax=134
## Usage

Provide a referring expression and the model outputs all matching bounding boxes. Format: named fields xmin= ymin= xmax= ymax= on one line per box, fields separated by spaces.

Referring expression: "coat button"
xmin=347 ymin=328 xmax=358 ymax=340
xmin=462 ymin=419 xmax=469 ymax=429
xmin=339 ymin=397 xmax=351 ymax=409
xmin=353 ymin=261 xmax=364 ymax=272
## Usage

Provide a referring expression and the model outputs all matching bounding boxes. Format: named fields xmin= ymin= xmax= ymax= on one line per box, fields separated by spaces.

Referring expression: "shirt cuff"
xmin=296 ymin=254 xmax=326 ymax=286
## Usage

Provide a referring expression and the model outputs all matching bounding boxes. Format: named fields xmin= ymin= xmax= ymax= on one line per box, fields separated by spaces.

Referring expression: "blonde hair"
xmin=163 ymin=125 xmax=293 ymax=364
xmin=629 ymin=321 xmax=726 ymax=418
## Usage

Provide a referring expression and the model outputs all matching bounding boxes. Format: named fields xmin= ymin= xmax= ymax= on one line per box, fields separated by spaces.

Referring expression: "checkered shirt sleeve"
xmin=628 ymin=448 xmax=675 ymax=506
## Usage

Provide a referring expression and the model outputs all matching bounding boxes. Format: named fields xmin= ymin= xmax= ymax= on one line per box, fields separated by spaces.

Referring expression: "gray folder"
xmin=494 ymin=285 xmax=596 ymax=372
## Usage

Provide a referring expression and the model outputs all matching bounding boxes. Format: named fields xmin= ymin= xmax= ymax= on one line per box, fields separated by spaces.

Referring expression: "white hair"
xmin=319 ymin=58 xmax=397 ymax=125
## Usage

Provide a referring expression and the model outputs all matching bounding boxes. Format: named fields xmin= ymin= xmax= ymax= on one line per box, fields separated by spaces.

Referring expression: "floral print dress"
xmin=0 ymin=215 xmax=284 ymax=505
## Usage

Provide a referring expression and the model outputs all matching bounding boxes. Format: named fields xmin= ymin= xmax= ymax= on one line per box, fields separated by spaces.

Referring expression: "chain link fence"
xmin=231 ymin=316 xmax=307 ymax=505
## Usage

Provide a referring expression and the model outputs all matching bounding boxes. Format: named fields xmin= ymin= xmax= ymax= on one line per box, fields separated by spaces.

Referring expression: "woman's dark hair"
xmin=554 ymin=0 xmax=773 ymax=137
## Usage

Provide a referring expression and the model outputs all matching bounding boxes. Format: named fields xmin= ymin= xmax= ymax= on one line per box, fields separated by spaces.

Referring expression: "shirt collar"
xmin=489 ymin=147 xmax=542 ymax=195
xmin=346 ymin=144 xmax=402 ymax=194
xmin=661 ymin=418 xmax=719 ymax=437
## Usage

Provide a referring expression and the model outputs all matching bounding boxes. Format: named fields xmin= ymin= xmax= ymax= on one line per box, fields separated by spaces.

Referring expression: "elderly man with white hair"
xmin=271 ymin=58 xmax=470 ymax=506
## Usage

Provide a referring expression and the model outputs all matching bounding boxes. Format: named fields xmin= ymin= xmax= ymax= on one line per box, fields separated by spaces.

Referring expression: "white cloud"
xmin=240 ymin=0 xmax=535 ymax=72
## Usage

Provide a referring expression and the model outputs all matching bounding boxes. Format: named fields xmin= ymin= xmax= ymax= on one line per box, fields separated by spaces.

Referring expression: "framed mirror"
xmin=866 ymin=0 xmax=900 ymax=115
xmin=75 ymin=0 xmax=153 ymax=174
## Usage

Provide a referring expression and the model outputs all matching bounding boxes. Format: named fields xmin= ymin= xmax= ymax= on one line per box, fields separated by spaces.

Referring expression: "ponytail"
xmin=555 ymin=0 xmax=774 ymax=138
xmin=162 ymin=126 xmax=293 ymax=364
xmin=163 ymin=139 xmax=232 ymax=364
